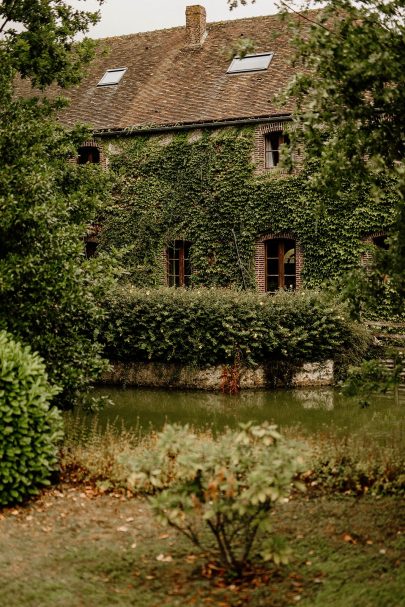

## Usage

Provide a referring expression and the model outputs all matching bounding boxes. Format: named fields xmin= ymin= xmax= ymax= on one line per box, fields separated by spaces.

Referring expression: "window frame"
xmin=97 ymin=67 xmax=127 ymax=87
xmin=78 ymin=145 xmax=100 ymax=165
xmin=166 ymin=240 xmax=192 ymax=288
xmin=264 ymin=132 xmax=289 ymax=169
xmin=265 ymin=238 xmax=296 ymax=293
xmin=227 ymin=52 xmax=274 ymax=75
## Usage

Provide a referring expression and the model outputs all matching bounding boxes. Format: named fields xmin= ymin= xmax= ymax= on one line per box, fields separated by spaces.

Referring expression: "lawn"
xmin=1 ymin=485 xmax=403 ymax=607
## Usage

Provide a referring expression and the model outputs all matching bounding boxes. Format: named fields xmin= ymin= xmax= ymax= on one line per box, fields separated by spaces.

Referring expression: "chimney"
xmin=185 ymin=5 xmax=207 ymax=48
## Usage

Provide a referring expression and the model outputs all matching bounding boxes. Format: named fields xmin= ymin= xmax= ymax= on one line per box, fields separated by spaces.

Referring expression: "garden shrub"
xmin=305 ymin=452 xmax=405 ymax=496
xmin=124 ymin=422 xmax=306 ymax=576
xmin=0 ymin=331 xmax=63 ymax=506
xmin=102 ymin=286 xmax=370 ymax=368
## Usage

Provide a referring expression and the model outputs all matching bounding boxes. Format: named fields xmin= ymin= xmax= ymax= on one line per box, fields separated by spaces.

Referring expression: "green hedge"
xmin=102 ymin=287 xmax=370 ymax=367
xmin=0 ymin=331 xmax=63 ymax=506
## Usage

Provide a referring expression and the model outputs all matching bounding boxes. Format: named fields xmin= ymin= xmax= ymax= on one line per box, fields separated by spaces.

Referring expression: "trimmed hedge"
xmin=102 ymin=287 xmax=370 ymax=368
xmin=0 ymin=331 xmax=63 ymax=507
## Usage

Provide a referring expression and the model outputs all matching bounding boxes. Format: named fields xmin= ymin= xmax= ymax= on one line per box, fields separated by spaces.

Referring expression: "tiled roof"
xmin=14 ymin=10 xmax=304 ymax=132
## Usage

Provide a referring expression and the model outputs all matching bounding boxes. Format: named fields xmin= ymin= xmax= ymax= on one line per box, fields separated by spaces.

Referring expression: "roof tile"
xmin=14 ymin=11 xmax=304 ymax=130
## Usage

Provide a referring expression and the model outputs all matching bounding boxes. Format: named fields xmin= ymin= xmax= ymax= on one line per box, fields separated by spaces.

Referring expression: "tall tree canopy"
xmin=0 ymin=0 xmax=103 ymax=89
xmin=229 ymin=0 xmax=405 ymax=300
xmin=0 ymin=0 xmax=113 ymax=408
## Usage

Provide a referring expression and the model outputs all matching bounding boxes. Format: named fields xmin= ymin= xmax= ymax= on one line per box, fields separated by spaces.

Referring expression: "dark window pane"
xmin=267 ymin=258 xmax=279 ymax=274
xmin=85 ymin=241 xmax=97 ymax=258
xmin=267 ymin=278 xmax=279 ymax=293
xmin=373 ymin=235 xmax=389 ymax=250
xmin=284 ymin=275 xmax=296 ymax=289
xmin=78 ymin=146 xmax=100 ymax=164
xmin=266 ymin=240 xmax=279 ymax=257
xmin=264 ymin=132 xmax=290 ymax=169
xmin=265 ymin=237 xmax=296 ymax=293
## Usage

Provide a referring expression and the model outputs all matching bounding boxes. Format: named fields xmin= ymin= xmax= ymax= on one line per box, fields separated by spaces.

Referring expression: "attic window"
xmin=227 ymin=53 xmax=273 ymax=74
xmin=97 ymin=68 xmax=127 ymax=86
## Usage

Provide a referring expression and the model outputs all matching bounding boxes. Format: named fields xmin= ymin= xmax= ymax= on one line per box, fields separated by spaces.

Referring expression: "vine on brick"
xmin=99 ymin=128 xmax=398 ymax=302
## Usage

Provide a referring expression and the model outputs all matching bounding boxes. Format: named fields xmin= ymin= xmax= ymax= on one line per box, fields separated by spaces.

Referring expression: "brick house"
xmin=16 ymin=5 xmax=393 ymax=292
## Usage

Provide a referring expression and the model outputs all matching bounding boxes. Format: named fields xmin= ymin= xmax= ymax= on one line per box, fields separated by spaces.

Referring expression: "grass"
xmin=0 ymin=487 xmax=403 ymax=606
xmin=61 ymin=415 xmax=405 ymax=497
xmin=1 ymin=420 xmax=404 ymax=606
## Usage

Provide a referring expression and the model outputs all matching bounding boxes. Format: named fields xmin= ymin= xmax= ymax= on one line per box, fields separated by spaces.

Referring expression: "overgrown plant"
xmin=342 ymin=357 xmax=403 ymax=407
xmin=0 ymin=331 xmax=63 ymax=506
xmin=101 ymin=127 xmax=398 ymax=303
xmin=102 ymin=287 xmax=370 ymax=369
xmin=0 ymin=0 xmax=116 ymax=408
xmin=125 ymin=422 xmax=305 ymax=576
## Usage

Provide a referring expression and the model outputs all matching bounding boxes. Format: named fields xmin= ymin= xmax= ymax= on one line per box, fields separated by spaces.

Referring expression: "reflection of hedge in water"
xmin=102 ymin=287 xmax=369 ymax=368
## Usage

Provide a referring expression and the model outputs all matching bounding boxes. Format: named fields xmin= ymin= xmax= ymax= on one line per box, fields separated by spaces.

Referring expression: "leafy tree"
xmin=0 ymin=0 xmax=102 ymax=89
xmin=283 ymin=0 xmax=404 ymax=298
xmin=0 ymin=1 xmax=113 ymax=408
xmin=228 ymin=0 xmax=404 ymax=302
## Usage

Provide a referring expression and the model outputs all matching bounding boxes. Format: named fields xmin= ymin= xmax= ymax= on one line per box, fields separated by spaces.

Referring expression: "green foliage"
xmin=100 ymin=128 xmax=398 ymax=301
xmin=102 ymin=286 xmax=369 ymax=368
xmin=306 ymin=437 xmax=405 ymax=496
xmin=228 ymin=1 xmax=404 ymax=304
xmin=341 ymin=357 xmax=403 ymax=407
xmin=284 ymin=0 xmax=404 ymax=191
xmin=281 ymin=0 xmax=405 ymax=300
xmin=124 ymin=422 xmax=305 ymax=575
xmin=0 ymin=94 xmax=114 ymax=408
xmin=308 ymin=454 xmax=405 ymax=496
xmin=0 ymin=0 xmax=102 ymax=90
xmin=0 ymin=0 xmax=116 ymax=408
xmin=0 ymin=331 xmax=63 ymax=507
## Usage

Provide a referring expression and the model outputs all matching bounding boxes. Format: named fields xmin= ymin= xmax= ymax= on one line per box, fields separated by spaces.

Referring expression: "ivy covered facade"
xmin=16 ymin=5 xmax=397 ymax=292
xmin=94 ymin=126 xmax=396 ymax=291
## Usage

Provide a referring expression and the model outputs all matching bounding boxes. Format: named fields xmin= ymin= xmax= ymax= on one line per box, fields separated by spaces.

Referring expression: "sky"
xmin=68 ymin=0 xmax=280 ymax=38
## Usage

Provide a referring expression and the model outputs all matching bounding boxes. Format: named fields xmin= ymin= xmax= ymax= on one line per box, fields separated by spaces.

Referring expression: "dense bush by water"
xmin=102 ymin=287 xmax=369 ymax=367
xmin=0 ymin=331 xmax=63 ymax=506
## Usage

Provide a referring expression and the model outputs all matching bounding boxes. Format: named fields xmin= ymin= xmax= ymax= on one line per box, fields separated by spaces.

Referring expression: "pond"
xmin=67 ymin=386 xmax=405 ymax=447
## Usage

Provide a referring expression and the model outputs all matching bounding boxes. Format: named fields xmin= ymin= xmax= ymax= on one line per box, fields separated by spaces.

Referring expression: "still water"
xmin=69 ymin=386 xmax=404 ymax=445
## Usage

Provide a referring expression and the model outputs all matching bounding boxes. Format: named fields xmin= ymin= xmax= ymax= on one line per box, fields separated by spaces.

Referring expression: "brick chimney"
xmin=185 ymin=5 xmax=207 ymax=48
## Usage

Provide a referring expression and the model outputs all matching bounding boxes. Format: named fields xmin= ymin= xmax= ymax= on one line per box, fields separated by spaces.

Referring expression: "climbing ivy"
xmin=99 ymin=127 xmax=398 ymax=291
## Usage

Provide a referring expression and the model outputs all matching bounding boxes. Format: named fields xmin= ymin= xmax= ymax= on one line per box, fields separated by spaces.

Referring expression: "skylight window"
xmin=97 ymin=68 xmax=127 ymax=87
xmin=227 ymin=53 xmax=273 ymax=74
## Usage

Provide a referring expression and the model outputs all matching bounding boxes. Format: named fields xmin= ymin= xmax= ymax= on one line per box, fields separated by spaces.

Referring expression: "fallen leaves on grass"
xmin=343 ymin=533 xmax=357 ymax=544
xmin=156 ymin=553 xmax=173 ymax=562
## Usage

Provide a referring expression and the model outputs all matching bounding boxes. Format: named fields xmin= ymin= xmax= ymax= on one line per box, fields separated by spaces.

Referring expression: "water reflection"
xmin=66 ymin=387 xmax=403 ymax=442
xmin=295 ymin=389 xmax=335 ymax=410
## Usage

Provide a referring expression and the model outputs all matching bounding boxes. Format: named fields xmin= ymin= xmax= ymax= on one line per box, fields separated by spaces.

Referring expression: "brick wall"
xmin=361 ymin=230 xmax=387 ymax=267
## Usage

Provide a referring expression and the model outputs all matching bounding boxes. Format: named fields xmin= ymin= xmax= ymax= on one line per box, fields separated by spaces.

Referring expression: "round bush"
xmin=0 ymin=331 xmax=63 ymax=507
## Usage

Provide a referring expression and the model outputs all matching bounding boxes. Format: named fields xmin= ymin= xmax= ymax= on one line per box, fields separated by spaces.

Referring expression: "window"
xmin=97 ymin=68 xmax=127 ymax=87
xmin=373 ymin=235 xmax=389 ymax=250
xmin=265 ymin=132 xmax=289 ymax=168
xmin=265 ymin=238 xmax=296 ymax=292
xmin=167 ymin=240 xmax=192 ymax=287
xmin=85 ymin=241 xmax=98 ymax=258
xmin=78 ymin=145 xmax=100 ymax=164
xmin=227 ymin=53 xmax=273 ymax=74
